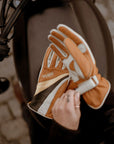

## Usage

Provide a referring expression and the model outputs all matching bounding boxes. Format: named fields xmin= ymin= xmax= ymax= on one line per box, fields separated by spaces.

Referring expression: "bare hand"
xmin=52 ymin=90 xmax=81 ymax=130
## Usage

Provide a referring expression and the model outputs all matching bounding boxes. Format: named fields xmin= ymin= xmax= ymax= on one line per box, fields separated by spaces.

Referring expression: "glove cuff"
xmin=75 ymin=75 xmax=99 ymax=95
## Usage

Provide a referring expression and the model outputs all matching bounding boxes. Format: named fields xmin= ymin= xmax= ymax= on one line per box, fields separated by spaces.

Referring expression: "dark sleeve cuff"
xmin=53 ymin=120 xmax=80 ymax=133
xmin=47 ymin=120 xmax=80 ymax=144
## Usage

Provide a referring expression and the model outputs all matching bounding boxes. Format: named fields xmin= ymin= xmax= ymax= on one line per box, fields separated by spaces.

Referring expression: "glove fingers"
xmin=50 ymin=29 xmax=87 ymax=54
xmin=42 ymin=47 xmax=52 ymax=68
xmin=57 ymin=24 xmax=96 ymax=64
xmin=48 ymin=34 xmax=68 ymax=55
xmin=50 ymin=29 xmax=66 ymax=42
xmin=49 ymin=29 xmax=87 ymax=55
xmin=57 ymin=24 xmax=82 ymax=45
xmin=49 ymin=30 xmax=88 ymax=54
xmin=49 ymin=52 xmax=57 ymax=68
xmin=51 ymin=54 xmax=66 ymax=70
xmin=50 ymin=43 xmax=68 ymax=60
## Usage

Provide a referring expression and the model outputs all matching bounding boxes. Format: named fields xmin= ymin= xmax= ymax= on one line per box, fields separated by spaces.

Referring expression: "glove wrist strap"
xmin=75 ymin=75 xmax=99 ymax=95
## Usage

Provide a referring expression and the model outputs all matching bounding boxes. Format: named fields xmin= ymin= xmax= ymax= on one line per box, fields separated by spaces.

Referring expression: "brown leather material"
xmin=49 ymin=25 xmax=111 ymax=109
xmin=28 ymin=46 xmax=69 ymax=119
xmin=13 ymin=0 xmax=114 ymax=125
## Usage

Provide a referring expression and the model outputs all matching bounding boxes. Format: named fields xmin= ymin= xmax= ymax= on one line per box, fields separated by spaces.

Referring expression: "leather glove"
xmin=48 ymin=24 xmax=111 ymax=109
xmin=28 ymin=47 xmax=69 ymax=119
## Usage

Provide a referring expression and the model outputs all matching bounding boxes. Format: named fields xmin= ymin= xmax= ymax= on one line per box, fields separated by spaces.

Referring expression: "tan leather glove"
xmin=28 ymin=47 xmax=69 ymax=119
xmin=48 ymin=24 xmax=111 ymax=109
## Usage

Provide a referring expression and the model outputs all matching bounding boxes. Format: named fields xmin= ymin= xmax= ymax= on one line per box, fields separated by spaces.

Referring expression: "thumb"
xmin=64 ymin=38 xmax=91 ymax=78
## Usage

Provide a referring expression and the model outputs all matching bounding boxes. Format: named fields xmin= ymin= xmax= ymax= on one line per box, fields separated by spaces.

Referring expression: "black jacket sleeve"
xmin=47 ymin=120 xmax=80 ymax=144
xmin=102 ymin=90 xmax=114 ymax=144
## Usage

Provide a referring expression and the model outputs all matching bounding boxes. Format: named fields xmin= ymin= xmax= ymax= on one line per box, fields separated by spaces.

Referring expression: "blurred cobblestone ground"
xmin=0 ymin=0 xmax=113 ymax=144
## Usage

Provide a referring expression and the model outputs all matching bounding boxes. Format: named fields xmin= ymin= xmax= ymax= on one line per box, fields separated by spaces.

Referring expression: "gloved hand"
xmin=48 ymin=24 xmax=111 ymax=109
xmin=28 ymin=47 xmax=69 ymax=119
